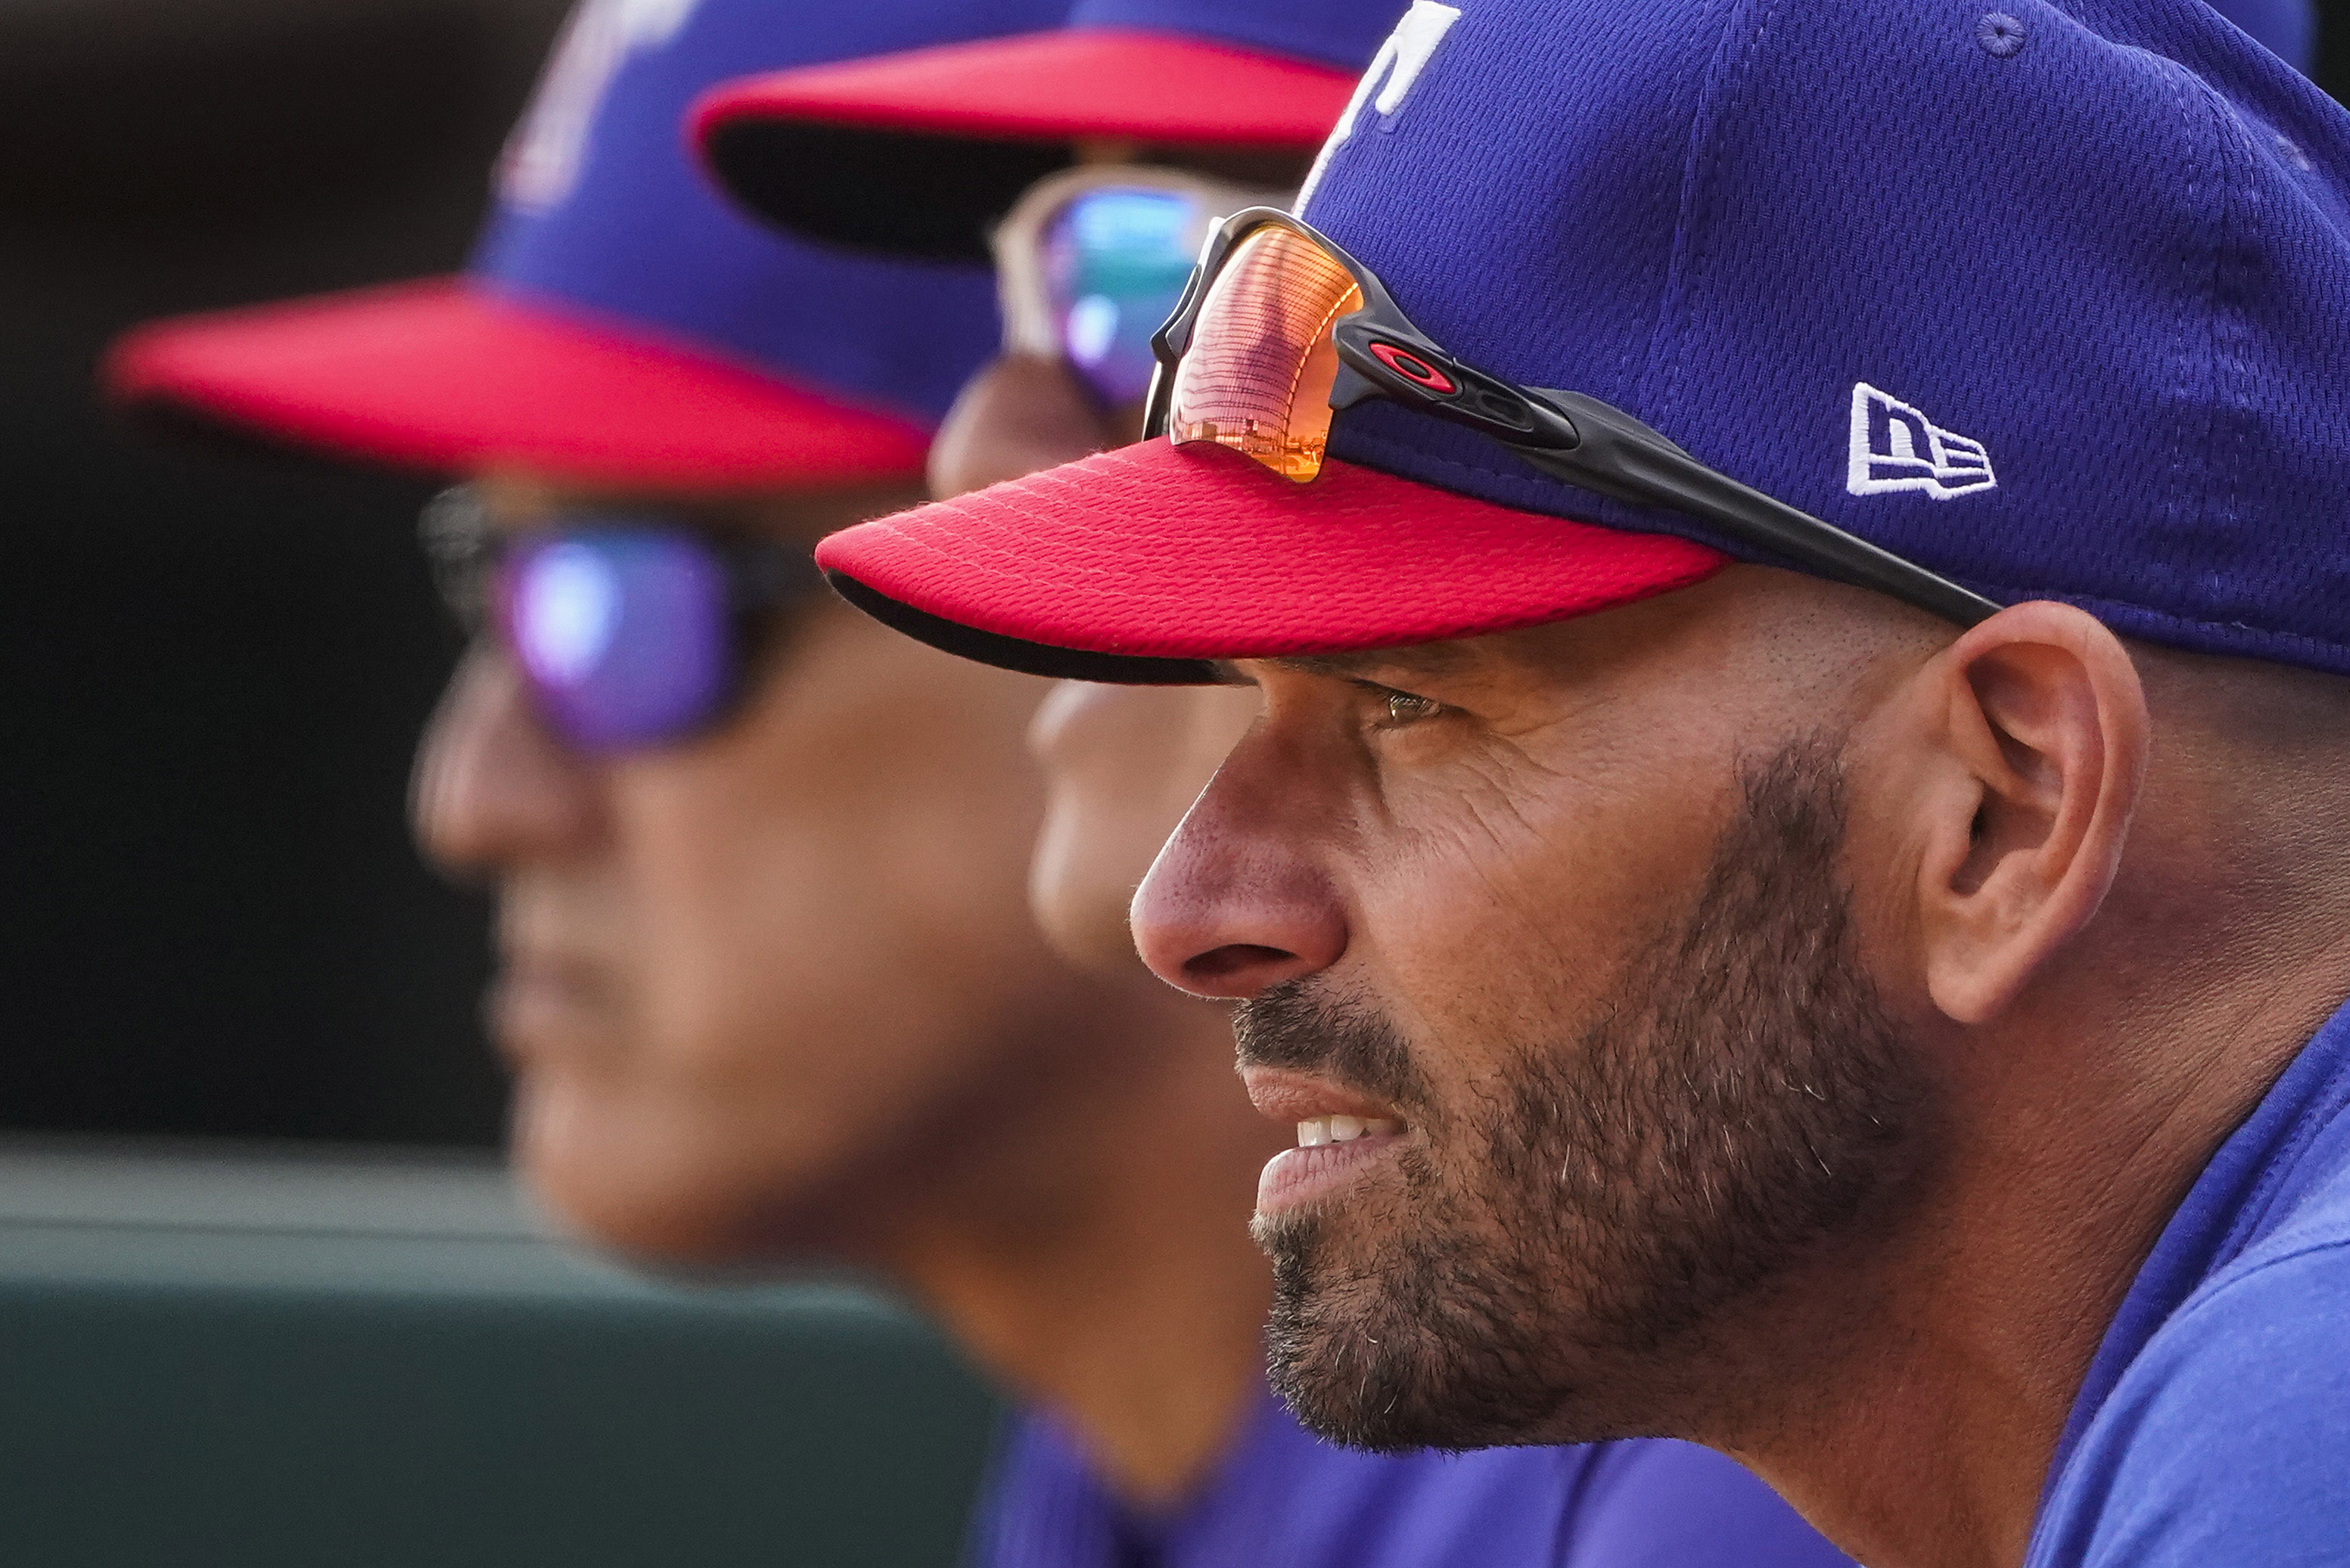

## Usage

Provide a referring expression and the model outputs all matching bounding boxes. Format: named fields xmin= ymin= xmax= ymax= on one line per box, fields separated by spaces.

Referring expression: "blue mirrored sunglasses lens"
xmin=1045 ymin=188 xmax=1205 ymax=409
xmin=497 ymin=528 xmax=732 ymax=753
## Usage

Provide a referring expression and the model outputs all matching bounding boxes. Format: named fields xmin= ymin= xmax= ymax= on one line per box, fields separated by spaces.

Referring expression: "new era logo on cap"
xmin=1845 ymin=383 xmax=1994 ymax=501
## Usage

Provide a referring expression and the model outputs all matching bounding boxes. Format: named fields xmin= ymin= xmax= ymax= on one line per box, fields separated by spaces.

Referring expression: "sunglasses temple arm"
xmin=1518 ymin=393 xmax=2002 ymax=629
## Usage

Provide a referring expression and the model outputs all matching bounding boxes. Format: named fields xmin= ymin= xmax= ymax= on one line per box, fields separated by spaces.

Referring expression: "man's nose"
xmin=927 ymin=352 xmax=1132 ymax=499
xmin=1130 ymin=741 xmax=1348 ymax=999
xmin=411 ymin=646 xmax=603 ymax=877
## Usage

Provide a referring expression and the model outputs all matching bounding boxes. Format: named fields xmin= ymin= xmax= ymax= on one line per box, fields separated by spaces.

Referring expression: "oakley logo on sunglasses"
xmin=1369 ymin=341 xmax=1458 ymax=393
xmin=1846 ymin=383 xmax=1997 ymax=499
xmin=1296 ymin=0 xmax=1463 ymax=213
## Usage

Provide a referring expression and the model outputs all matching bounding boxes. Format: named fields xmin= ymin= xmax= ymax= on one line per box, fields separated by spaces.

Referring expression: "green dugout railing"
xmin=0 ymin=1138 xmax=1002 ymax=1567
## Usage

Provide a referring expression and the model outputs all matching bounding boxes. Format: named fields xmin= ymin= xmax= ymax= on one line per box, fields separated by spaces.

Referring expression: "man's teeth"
xmin=1295 ymin=1115 xmax=1404 ymax=1147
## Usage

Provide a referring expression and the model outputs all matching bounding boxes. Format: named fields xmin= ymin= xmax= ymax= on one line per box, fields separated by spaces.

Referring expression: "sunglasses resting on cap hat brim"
xmin=813 ymin=196 xmax=2006 ymax=684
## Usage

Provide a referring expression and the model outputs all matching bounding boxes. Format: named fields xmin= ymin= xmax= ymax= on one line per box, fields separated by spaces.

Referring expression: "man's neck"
xmin=1725 ymin=938 xmax=2350 ymax=1568
xmin=875 ymin=983 xmax=1286 ymax=1511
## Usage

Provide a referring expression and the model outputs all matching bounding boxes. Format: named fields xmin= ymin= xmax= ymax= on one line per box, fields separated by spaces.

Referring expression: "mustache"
xmin=1233 ymin=980 xmax=1431 ymax=1110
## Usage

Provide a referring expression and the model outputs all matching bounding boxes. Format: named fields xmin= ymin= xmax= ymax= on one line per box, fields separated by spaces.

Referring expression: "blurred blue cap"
xmin=698 ymin=0 xmax=1414 ymax=259
xmin=109 ymin=0 xmax=1061 ymax=489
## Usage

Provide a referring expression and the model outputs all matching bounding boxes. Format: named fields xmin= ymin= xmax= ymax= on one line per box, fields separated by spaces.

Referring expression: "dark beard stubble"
xmin=1242 ymin=735 xmax=1923 ymax=1452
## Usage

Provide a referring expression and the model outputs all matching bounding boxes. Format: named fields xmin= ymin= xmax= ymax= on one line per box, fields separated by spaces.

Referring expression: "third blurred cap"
xmin=693 ymin=0 xmax=1416 ymax=262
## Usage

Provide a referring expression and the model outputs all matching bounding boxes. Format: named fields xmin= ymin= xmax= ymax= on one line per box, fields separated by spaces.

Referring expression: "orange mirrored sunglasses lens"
xmin=1167 ymin=225 xmax=1363 ymax=483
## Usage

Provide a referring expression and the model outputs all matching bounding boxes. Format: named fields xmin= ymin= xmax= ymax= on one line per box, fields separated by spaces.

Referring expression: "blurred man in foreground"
xmin=782 ymin=1 xmax=2350 ymax=1565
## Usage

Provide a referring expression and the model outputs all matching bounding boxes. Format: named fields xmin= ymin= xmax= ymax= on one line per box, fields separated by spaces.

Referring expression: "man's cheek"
xmin=1356 ymin=886 xmax=1575 ymax=1077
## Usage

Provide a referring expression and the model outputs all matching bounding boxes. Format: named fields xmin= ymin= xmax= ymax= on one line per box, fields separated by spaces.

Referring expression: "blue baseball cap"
xmin=104 ymin=0 xmax=1061 ymax=491
xmin=695 ymin=0 xmax=1412 ymax=262
xmin=811 ymin=0 xmax=2350 ymax=682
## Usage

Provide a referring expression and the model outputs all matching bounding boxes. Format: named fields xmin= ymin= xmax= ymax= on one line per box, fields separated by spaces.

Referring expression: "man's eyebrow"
xmin=1260 ymin=646 xmax=1472 ymax=682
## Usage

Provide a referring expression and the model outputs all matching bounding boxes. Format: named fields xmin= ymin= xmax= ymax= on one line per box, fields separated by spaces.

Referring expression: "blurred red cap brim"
xmin=814 ymin=439 xmax=1730 ymax=685
xmin=102 ymin=278 xmax=931 ymax=492
xmin=693 ymin=28 xmax=1360 ymax=149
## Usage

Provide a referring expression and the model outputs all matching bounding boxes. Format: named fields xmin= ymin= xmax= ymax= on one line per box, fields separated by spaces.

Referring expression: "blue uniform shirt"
xmin=975 ymin=1380 xmax=1853 ymax=1568
xmin=2029 ymin=995 xmax=2350 ymax=1566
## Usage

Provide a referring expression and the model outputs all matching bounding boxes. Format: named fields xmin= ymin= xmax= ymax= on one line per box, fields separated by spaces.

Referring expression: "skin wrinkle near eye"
xmin=1447 ymin=761 xmax=1556 ymax=885
xmin=1300 ymin=626 xmax=1726 ymax=1017
xmin=1365 ymin=682 xmax=1666 ymax=991
xmin=1375 ymin=768 xmax=1604 ymax=1055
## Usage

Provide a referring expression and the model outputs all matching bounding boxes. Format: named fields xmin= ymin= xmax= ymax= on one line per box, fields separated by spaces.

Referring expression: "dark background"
xmin=3 ymin=2 xmax=2345 ymax=1150
xmin=0 ymin=0 xmax=571 ymax=1146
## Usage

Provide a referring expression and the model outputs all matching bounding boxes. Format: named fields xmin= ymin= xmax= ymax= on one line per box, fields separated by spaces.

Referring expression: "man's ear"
xmin=1906 ymin=601 xmax=2150 ymax=1024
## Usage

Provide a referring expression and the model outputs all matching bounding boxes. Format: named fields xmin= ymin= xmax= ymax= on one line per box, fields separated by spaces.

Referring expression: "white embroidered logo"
xmin=498 ymin=0 xmax=703 ymax=212
xmin=1293 ymin=0 xmax=1463 ymax=215
xmin=1846 ymin=383 xmax=1996 ymax=499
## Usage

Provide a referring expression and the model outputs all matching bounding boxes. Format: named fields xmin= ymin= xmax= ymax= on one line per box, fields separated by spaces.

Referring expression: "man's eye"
xmin=1382 ymin=691 xmax=1442 ymax=727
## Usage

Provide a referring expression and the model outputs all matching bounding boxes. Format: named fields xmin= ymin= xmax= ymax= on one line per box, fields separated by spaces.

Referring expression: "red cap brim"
xmin=814 ymin=439 xmax=1730 ymax=684
xmin=693 ymin=29 xmax=1358 ymax=148
xmin=102 ymin=278 xmax=931 ymax=492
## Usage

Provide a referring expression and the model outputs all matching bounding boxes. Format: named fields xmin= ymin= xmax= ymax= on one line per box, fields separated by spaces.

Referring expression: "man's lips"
xmin=1243 ymin=1067 xmax=1410 ymax=1217
xmin=1242 ymin=1067 xmax=1406 ymax=1123
xmin=487 ymin=950 xmax=611 ymax=1067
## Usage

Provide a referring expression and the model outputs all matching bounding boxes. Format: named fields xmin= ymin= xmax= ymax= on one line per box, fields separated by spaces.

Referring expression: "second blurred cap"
xmin=104 ymin=0 xmax=1063 ymax=492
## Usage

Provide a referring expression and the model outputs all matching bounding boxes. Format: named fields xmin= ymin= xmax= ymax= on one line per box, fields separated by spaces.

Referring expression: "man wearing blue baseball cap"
xmin=798 ymin=0 xmax=2350 ymax=1564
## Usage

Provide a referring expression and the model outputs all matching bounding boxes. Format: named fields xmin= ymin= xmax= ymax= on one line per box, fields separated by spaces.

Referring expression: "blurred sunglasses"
xmin=993 ymin=165 xmax=1290 ymax=411
xmin=1143 ymin=209 xmax=2000 ymax=628
xmin=421 ymin=487 xmax=825 ymax=753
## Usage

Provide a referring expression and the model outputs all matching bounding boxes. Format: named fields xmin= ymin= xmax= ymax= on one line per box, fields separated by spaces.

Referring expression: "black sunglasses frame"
xmin=417 ymin=486 xmax=829 ymax=746
xmin=419 ymin=487 xmax=825 ymax=638
xmin=1144 ymin=208 xmax=2000 ymax=629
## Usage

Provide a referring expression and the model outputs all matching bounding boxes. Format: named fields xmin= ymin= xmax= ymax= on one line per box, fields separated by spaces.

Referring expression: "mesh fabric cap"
xmin=818 ymin=0 xmax=2350 ymax=680
xmin=104 ymin=0 xmax=1062 ymax=487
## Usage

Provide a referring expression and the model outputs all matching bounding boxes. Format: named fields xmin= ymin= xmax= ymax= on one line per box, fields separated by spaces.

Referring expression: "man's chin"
xmin=1257 ymin=1209 xmax=1447 ymax=1452
xmin=509 ymin=1079 xmax=893 ymax=1272
xmin=1257 ymin=1206 xmax=1638 ymax=1455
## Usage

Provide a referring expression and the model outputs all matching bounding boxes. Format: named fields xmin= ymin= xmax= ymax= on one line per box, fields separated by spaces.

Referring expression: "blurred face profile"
xmin=1026 ymin=681 xmax=1260 ymax=971
xmin=931 ymin=341 xmax=1260 ymax=979
xmin=412 ymin=472 xmax=1099 ymax=1265
xmin=934 ymin=158 xmax=1310 ymax=976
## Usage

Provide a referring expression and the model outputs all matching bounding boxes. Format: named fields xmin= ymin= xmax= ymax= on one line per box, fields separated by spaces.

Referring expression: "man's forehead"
xmin=1233 ymin=641 xmax=1481 ymax=685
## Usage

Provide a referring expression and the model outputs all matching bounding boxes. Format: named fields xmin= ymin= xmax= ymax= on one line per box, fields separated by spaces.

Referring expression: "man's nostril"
xmin=1185 ymin=943 xmax=1298 ymax=986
